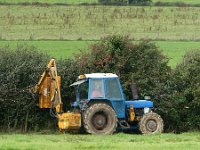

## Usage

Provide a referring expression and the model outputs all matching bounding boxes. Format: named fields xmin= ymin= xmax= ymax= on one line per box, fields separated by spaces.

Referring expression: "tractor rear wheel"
xmin=139 ymin=112 xmax=163 ymax=134
xmin=83 ymin=103 xmax=117 ymax=135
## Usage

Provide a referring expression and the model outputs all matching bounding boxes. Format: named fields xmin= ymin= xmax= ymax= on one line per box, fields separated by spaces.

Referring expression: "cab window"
xmin=90 ymin=79 xmax=104 ymax=98
xmin=79 ymin=81 xmax=89 ymax=100
xmin=106 ymin=79 xmax=122 ymax=100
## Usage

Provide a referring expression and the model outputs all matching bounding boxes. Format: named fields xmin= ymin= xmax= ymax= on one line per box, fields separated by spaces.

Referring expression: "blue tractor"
xmin=34 ymin=59 xmax=163 ymax=134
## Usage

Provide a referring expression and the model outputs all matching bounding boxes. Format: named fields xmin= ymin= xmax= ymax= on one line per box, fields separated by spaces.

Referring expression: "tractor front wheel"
xmin=139 ymin=112 xmax=163 ymax=134
xmin=83 ymin=103 xmax=117 ymax=135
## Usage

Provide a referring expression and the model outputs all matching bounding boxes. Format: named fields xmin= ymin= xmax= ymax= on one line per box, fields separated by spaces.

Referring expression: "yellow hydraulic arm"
xmin=34 ymin=59 xmax=81 ymax=131
xmin=33 ymin=59 xmax=62 ymax=113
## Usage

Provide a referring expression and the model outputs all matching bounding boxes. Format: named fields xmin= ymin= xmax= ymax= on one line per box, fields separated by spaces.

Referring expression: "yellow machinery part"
xmin=34 ymin=59 xmax=62 ymax=113
xmin=134 ymin=116 xmax=141 ymax=121
xmin=38 ymin=76 xmax=61 ymax=109
xmin=58 ymin=112 xmax=81 ymax=130
xmin=129 ymin=104 xmax=135 ymax=122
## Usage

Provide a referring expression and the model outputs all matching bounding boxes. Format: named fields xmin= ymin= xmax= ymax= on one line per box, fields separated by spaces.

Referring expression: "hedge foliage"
xmin=171 ymin=51 xmax=200 ymax=131
xmin=0 ymin=36 xmax=199 ymax=132
xmin=98 ymin=0 xmax=151 ymax=5
xmin=0 ymin=45 xmax=57 ymax=132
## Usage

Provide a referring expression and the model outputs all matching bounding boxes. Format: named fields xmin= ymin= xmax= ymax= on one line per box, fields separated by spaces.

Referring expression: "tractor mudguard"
xmin=125 ymin=100 xmax=153 ymax=109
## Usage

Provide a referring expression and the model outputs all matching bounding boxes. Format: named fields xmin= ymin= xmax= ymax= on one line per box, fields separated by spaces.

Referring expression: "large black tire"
xmin=83 ymin=103 xmax=117 ymax=135
xmin=139 ymin=112 xmax=164 ymax=134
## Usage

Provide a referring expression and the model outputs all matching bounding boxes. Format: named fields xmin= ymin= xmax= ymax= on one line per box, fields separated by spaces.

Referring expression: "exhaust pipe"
xmin=131 ymin=75 xmax=139 ymax=100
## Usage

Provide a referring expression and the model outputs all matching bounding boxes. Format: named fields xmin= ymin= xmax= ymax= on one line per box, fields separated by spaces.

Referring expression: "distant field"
xmin=0 ymin=0 xmax=97 ymax=4
xmin=0 ymin=40 xmax=199 ymax=68
xmin=155 ymin=41 xmax=200 ymax=67
xmin=0 ymin=40 xmax=94 ymax=59
xmin=0 ymin=6 xmax=199 ymax=41
xmin=0 ymin=132 xmax=199 ymax=150
xmin=152 ymin=0 xmax=200 ymax=4
xmin=0 ymin=0 xmax=199 ymax=5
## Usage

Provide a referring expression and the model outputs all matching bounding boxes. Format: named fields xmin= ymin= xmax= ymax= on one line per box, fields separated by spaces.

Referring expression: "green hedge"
xmin=0 ymin=36 xmax=199 ymax=132
xmin=171 ymin=51 xmax=200 ymax=131
xmin=0 ymin=45 xmax=57 ymax=132
xmin=98 ymin=0 xmax=152 ymax=5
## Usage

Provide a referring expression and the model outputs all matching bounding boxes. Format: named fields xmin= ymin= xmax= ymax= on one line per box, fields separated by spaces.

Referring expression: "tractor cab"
xmin=71 ymin=73 xmax=126 ymax=118
xmin=71 ymin=73 xmax=124 ymax=100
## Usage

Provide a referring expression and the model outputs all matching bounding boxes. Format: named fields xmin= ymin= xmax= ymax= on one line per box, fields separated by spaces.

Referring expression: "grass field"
xmin=1 ymin=40 xmax=199 ymax=68
xmin=152 ymin=0 xmax=200 ymax=4
xmin=0 ymin=2 xmax=199 ymax=69
xmin=0 ymin=1 xmax=199 ymax=148
xmin=0 ymin=0 xmax=199 ymax=5
xmin=0 ymin=5 xmax=199 ymax=41
xmin=0 ymin=40 xmax=94 ymax=58
xmin=155 ymin=41 xmax=200 ymax=67
xmin=0 ymin=0 xmax=98 ymax=4
xmin=0 ymin=132 xmax=199 ymax=150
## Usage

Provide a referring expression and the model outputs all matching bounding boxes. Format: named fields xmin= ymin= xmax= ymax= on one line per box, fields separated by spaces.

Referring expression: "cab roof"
xmin=79 ymin=73 xmax=118 ymax=79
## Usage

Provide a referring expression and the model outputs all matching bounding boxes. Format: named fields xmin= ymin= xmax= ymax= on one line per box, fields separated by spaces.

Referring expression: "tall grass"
xmin=0 ymin=0 xmax=199 ymax=5
xmin=0 ymin=0 xmax=98 ymax=4
xmin=0 ymin=6 xmax=199 ymax=41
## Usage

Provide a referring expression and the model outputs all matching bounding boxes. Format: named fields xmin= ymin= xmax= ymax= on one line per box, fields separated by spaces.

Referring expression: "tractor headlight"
xmin=144 ymin=107 xmax=151 ymax=114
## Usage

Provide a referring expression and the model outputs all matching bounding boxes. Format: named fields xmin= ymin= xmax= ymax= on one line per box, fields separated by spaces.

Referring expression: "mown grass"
xmin=0 ymin=132 xmax=199 ymax=150
xmin=0 ymin=40 xmax=94 ymax=59
xmin=0 ymin=40 xmax=200 ymax=68
xmin=156 ymin=41 xmax=200 ymax=67
xmin=0 ymin=6 xmax=199 ymax=41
